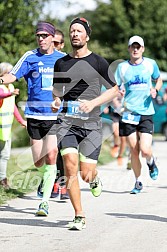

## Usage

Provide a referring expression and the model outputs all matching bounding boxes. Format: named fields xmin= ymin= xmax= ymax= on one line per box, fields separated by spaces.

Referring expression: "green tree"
xmin=0 ymin=0 xmax=49 ymax=63
xmin=81 ymin=0 xmax=167 ymax=70
xmin=0 ymin=0 xmax=48 ymax=101
xmin=0 ymin=0 xmax=48 ymax=147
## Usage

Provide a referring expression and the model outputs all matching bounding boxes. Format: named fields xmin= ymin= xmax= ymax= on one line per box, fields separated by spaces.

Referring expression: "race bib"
xmin=122 ymin=111 xmax=141 ymax=125
xmin=41 ymin=74 xmax=53 ymax=90
xmin=65 ymin=101 xmax=89 ymax=120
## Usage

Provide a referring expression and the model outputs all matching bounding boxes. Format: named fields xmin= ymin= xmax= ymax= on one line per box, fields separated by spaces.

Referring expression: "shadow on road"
xmin=0 ymin=217 xmax=68 ymax=228
xmin=106 ymin=212 xmax=167 ymax=223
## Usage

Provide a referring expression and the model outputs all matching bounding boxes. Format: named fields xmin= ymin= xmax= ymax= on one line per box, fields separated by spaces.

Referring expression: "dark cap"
xmin=36 ymin=21 xmax=56 ymax=36
xmin=70 ymin=17 xmax=91 ymax=36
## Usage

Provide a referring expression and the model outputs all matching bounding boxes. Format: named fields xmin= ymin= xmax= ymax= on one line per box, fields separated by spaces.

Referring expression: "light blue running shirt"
xmin=11 ymin=48 xmax=65 ymax=119
xmin=115 ymin=57 xmax=160 ymax=115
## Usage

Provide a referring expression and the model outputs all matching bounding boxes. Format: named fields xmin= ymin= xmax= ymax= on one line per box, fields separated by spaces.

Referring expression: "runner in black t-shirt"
xmin=51 ymin=17 xmax=118 ymax=230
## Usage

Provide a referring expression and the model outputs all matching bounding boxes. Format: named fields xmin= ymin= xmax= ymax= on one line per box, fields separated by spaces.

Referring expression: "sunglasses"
xmin=36 ymin=34 xmax=52 ymax=39
xmin=54 ymin=41 xmax=63 ymax=45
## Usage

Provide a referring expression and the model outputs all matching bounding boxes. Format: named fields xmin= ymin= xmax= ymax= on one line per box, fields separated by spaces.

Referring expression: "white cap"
xmin=128 ymin=35 xmax=144 ymax=47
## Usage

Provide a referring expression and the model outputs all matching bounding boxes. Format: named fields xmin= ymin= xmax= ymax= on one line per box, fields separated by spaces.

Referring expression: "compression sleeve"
xmin=0 ymin=88 xmax=12 ymax=98
xmin=14 ymin=105 xmax=25 ymax=124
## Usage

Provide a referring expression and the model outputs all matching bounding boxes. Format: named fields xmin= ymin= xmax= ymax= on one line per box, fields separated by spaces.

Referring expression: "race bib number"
xmin=41 ymin=74 xmax=53 ymax=90
xmin=65 ymin=101 xmax=89 ymax=120
xmin=122 ymin=111 xmax=141 ymax=125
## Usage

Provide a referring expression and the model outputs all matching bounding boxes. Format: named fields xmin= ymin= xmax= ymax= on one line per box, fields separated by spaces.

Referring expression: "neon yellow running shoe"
xmin=90 ymin=176 xmax=102 ymax=197
xmin=36 ymin=201 xmax=49 ymax=216
xmin=68 ymin=216 xmax=86 ymax=230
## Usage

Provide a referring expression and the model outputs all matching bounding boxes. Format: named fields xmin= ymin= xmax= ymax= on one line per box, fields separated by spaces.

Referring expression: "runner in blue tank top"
xmin=0 ymin=21 xmax=65 ymax=216
xmin=115 ymin=35 xmax=162 ymax=194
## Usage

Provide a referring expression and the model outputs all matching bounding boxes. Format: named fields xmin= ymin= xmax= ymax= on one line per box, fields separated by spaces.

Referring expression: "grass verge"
xmin=0 ymin=141 xmax=114 ymax=205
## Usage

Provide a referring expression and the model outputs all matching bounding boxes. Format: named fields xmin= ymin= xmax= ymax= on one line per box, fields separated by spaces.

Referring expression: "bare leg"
xmin=126 ymin=132 xmax=141 ymax=178
xmin=139 ymin=132 xmax=153 ymax=159
xmin=117 ymin=136 xmax=127 ymax=165
xmin=63 ymin=153 xmax=84 ymax=216
xmin=30 ymin=134 xmax=57 ymax=167
xmin=110 ymin=122 xmax=120 ymax=157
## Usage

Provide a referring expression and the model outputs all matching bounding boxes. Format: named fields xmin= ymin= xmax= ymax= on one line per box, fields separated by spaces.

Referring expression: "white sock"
xmin=146 ymin=156 xmax=154 ymax=165
xmin=136 ymin=176 xmax=142 ymax=183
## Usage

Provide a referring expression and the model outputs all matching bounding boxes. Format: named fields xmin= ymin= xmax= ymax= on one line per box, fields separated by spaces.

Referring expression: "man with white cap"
xmin=115 ymin=35 xmax=162 ymax=194
xmin=128 ymin=35 xmax=145 ymax=47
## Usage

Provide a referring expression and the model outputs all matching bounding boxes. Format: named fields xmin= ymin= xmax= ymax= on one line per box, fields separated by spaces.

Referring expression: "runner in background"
xmin=37 ymin=29 xmax=69 ymax=200
xmin=0 ymin=21 xmax=65 ymax=216
xmin=0 ymin=62 xmax=26 ymax=190
xmin=115 ymin=35 xmax=162 ymax=194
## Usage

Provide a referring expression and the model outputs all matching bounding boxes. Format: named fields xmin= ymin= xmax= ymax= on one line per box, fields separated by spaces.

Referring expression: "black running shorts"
xmin=119 ymin=115 xmax=154 ymax=137
xmin=56 ymin=122 xmax=102 ymax=160
xmin=27 ymin=118 xmax=57 ymax=140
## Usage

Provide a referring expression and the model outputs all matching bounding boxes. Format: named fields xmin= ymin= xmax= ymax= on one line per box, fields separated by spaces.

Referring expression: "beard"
xmin=71 ymin=41 xmax=84 ymax=49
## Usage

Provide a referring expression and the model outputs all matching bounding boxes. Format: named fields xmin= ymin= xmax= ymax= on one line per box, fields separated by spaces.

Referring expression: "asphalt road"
xmin=0 ymin=138 xmax=167 ymax=252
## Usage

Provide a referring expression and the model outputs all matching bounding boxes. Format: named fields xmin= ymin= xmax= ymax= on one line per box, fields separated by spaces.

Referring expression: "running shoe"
xmin=37 ymin=180 xmax=43 ymax=198
xmin=117 ymin=156 xmax=123 ymax=166
xmin=50 ymin=182 xmax=59 ymax=198
xmin=147 ymin=160 xmax=159 ymax=180
xmin=0 ymin=178 xmax=10 ymax=190
xmin=36 ymin=201 xmax=49 ymax=216
xmin=130 ymin=181 xmax=143 ymax=194
xmin=60 ymin=187 xmax=69 ymax=200
xmin=110 ymin=145 xmax=119 ymax=158
xmin=126 ymin=160 xmax=132 ymax=170
xmin=68 ymin=216 xmax=86 ymax=230
xmin=90 ymin=176 xmax=102 ymax=197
